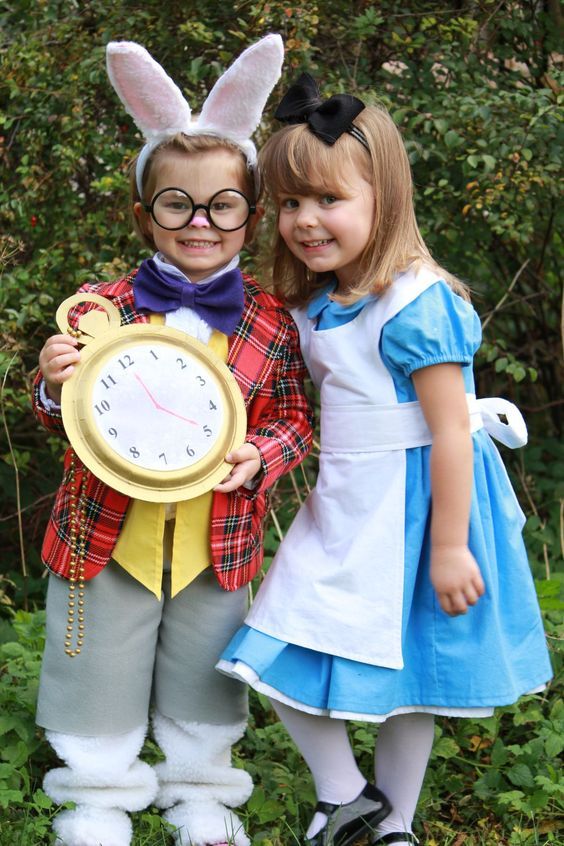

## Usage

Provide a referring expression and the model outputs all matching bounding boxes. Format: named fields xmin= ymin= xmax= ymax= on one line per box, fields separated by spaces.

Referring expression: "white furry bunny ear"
xmin=106 ymin=41 xmax=192 ymax=142
xmin=106 ymin=34 xmax=284 ymax=197
xmin=196 ymin=34 xmax=284 ymax=164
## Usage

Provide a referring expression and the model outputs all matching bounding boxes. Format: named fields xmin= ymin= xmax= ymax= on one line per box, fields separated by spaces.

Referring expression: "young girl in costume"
xmin=32 ymin=38 xmax=313 ymax=846
xmin=218 ymin=73 xmax=553 ymax=846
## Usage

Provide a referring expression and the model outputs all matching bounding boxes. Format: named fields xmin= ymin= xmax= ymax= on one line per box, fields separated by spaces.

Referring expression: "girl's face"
xmin=277 ymin=161 xmax=375 ymax=292
xmin=135 ymin=148 xmax=255 ymax=283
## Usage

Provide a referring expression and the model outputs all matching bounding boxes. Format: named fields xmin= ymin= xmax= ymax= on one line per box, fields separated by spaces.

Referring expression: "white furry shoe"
xmin=164 ymin=800 xmax=249 ymax=846
xmin=43 ymin=726 xmax=158 ymax=846
xmin=52 ymin=805 xmax=132 ymax=846
xmin=153 ymin=712 xmax=253 ymax=846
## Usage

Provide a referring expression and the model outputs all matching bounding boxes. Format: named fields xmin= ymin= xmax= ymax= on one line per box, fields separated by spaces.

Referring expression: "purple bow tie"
xmin=133 ymin=258 xmax=245 ymax=336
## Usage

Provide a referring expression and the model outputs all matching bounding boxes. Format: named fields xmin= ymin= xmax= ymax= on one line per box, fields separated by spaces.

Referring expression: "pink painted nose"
xmin=189 ymin=212 xmax=211 ymax=228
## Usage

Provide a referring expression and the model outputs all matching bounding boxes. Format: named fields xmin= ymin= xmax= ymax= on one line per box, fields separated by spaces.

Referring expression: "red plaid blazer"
xmin=33 ymin=271 xmax=313 ymax=591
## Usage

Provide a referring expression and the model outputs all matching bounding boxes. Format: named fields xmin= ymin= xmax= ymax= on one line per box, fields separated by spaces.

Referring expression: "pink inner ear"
xmin=200 ymin=82 xmax=240 ymax=132
xmin=199 ymin=72 xmax=267 ymax=137
xmin=109 ymin=51 xmax=191 ymax=134
xmin=198 ymin=35 xmax=284 ymax=138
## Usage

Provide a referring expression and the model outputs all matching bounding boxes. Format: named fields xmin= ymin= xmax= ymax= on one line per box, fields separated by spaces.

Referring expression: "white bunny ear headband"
xmin=106 ymin=34 xmax=284 ymax=198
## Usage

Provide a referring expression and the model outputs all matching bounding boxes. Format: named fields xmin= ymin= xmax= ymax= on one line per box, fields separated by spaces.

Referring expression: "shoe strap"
xmin=314 ymin=799 xmax=339 ymax=815
xmin=362 ymin=782 xmax=390 ymax=808
xmin=374 ymin=833 xmax=418 ymax=845
xmin=314 ymin=782 xmax=389 ymax=817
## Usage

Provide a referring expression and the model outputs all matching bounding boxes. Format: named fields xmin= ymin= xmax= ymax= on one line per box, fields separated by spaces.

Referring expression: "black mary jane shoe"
xmin=306 ymin=782 xmax=392 ymax=846
xmin=372 ymin=833 xmax=418 ymax=844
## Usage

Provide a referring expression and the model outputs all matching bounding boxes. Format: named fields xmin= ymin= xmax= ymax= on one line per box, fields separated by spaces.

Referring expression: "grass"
xmin=0 ymin=463 xmax=562 ymax=844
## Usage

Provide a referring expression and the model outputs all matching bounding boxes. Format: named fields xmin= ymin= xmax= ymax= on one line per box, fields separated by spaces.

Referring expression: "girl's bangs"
xmin=262 ymin=126 xmax=361 ymax=198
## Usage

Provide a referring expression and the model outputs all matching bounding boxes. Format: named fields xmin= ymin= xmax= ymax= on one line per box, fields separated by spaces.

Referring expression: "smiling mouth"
xmin=179 ymin=240 xmax=217 ymax=248
xmin=302 ymin=239 xmax=332 ymax=247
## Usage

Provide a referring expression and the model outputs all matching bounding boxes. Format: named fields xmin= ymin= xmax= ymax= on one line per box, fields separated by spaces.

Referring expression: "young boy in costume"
xmin=32 ymin=35 xmax=312 ymax=846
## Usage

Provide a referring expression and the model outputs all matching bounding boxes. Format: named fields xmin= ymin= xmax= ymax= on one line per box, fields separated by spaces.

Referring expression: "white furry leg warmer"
xmin=152 ymin=711 xmax=252 ymax=846
xmin=43 ymin=725 xmax=158 ymax=846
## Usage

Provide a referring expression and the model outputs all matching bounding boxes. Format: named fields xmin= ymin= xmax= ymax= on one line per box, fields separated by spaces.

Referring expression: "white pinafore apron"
xmin=246 ymin=268 xmax=526 ymax=669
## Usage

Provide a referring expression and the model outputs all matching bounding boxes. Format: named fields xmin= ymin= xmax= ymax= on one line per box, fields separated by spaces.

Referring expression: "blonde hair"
xmin=259 ymin=104 xmax=468 ymax=306
xmin=129 ymin=133 xmax=257 ymax=252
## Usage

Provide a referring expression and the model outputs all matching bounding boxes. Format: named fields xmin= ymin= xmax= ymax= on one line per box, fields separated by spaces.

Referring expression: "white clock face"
xmin=90 ymin=341 xmax=225 ymax=472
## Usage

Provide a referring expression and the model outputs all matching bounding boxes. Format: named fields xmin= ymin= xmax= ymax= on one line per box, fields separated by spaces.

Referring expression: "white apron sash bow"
xmin=320 ymin=395 xmax=527 ymax=452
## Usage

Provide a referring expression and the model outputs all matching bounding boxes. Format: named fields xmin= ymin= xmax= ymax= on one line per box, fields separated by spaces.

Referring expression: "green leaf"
xmin=392 ymin=108 xmax=408 ymax=124
xmin=544 ymin=731 xmax=564 ymax=758
xmin=0 ymin=763 xmax=17 ymax=779
xmin=512 ymin=365 xmax=526 ymax=382
xmin=496 ymin=789 xmax=526 ymax=810
xmin=538 ymin=597 xmax=564 ymax=611
xmin=507 ymin=763 xmax=535 ymax=788
xmin=491 ymin=740 xmax=509 ymax=767
xmin=444 ymin=129 xmax=463 ymax=148
xmin=432 ymin=737 xmax=460 ymax=759
xmin=0 ymin=788 xmax=24 ymax=808
xmin=0 ymin=716 xmax=18 ymax=736
xmin=32 ymin=788 xmax=54 ymax=809
xmin=513 ymin=705 xmax=544 ymax=725
xmin=534 ymin=579 xmax=561 ymax=598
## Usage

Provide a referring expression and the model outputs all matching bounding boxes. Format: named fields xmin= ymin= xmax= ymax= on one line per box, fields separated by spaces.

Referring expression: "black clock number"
xmin=101 ymin=374 xmax=116 ymax=390
xmin=159 ymin=452 xmax=167 ymax=464
xmin=130 ymin=447 xmax=140 ymax=459
xmin=118 ymin=354 xmax=135 ymax=370
xmin=150 ymin=349 xmax=158 ymax=360
xmin=108 ymin=427 xmax=118 ymax=438
xmin=209 ymin=400 xmax=217 ymax=411
xmin=176 ymin=357 xmax=187 ymax=370
xmin=196 ymin=375 xmax=206 ymax=386
xmin=203 ymin=425 xmax=212 ymax=438
xmin=95 ymin=399 xmax=111 ymax=416
xmin=186 ymin=445 xmax=195 ymax=458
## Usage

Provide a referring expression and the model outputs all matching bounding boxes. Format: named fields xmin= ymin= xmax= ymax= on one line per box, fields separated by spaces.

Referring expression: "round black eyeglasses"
xmin=142 ymin=187 xmax=256 ymax=232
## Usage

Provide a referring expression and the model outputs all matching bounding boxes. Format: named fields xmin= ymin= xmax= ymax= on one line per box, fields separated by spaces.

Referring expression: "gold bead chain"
xmin=65 ymin=451 xmax=87 ymax=657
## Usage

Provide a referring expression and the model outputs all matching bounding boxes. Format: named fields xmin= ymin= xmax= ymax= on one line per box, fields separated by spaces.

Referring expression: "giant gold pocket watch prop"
xmin=57 ymin=294 xmax=247 ymax=502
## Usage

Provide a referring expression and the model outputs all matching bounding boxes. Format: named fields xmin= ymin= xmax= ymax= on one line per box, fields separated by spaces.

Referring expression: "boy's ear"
xmin=244 ymin=204 xmax=264 ymax=244
xmin=134 ymin=201 xmax=153 ymax=239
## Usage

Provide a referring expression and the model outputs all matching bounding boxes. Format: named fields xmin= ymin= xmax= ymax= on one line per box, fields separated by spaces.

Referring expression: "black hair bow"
xmin=274 ymin=72 xmax=366 ymax=146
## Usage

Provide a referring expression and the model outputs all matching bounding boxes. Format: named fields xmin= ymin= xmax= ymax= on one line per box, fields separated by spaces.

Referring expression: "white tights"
xmin=374 ymin=712 xmax=435 ymax=839
xmin=271 ymin=701 xmax=435 ymax=840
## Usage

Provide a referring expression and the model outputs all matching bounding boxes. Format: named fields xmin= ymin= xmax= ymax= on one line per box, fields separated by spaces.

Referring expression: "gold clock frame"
xmin=57 ymin=295 xmax=247 ymax=502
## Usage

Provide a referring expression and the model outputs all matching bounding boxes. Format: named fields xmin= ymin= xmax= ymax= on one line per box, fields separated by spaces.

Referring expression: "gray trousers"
xmin=37 ymin=561 xmax=248 ymax=735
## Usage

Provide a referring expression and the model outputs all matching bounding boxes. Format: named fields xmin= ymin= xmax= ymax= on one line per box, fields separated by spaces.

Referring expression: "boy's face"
xmin=136 ymin=148 xmax=254 ymax=283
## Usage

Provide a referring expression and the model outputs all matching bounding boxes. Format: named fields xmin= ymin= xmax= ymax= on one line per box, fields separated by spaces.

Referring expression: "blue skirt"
xmin=218 ymin=433 xmax=552 ymax=722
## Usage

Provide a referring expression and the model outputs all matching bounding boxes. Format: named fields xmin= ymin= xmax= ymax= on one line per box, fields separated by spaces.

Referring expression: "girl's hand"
xmin=214 ymin=443 xmax=262 ymax=493
xmin=39 ymin=334 xmax=80 ymax=404
xmin=431 ymin=544 xmax=485 ymax=616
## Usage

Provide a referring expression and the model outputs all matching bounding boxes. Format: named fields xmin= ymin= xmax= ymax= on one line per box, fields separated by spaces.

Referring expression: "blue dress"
xmin=218 ymin=280 xmax=552 ymax=721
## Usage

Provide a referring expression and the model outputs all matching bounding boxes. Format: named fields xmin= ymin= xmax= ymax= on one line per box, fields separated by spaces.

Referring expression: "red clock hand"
xmin=135 ymin=372 xmax=160 ymax=408
xmin=134 ymin=373 xmax=199 ymax=426
xmin=158 ymin=407 xmax=199 ymax=426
